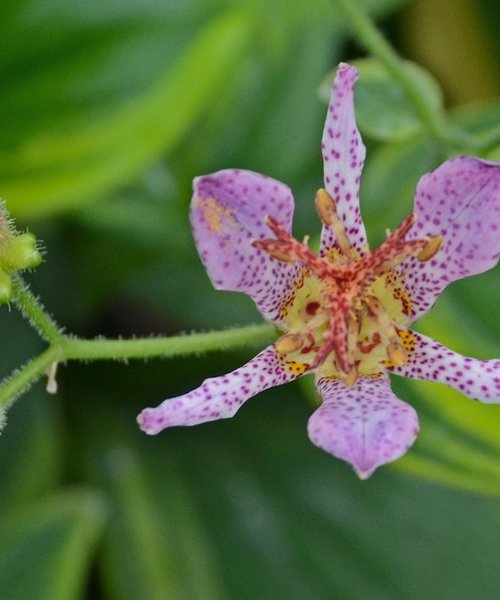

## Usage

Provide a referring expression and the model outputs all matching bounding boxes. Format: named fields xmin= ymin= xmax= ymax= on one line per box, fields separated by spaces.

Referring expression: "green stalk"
xmin=0 ymin=324 xmax=277 ymax=408
xmin=333 ymin=0 xmax=463 ymax=151
xmin=0 ymin=345 xmax=63 ymax=407
xmin=60 ymin=324 xmax=276 ymax=361
xmin=11 ymin=273 xmax=63 ymax=343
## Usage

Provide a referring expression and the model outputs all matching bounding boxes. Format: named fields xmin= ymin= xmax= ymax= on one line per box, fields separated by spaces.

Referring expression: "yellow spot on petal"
xmin=197 ymin=197 xmax=236 ymax=233
xmin=284 ymin=360 xmax=308 ymax=376
xmin=397 ymin=329 xmax=416 ymax=351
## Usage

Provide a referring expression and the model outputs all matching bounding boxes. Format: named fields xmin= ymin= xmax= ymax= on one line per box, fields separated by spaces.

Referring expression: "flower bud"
xmin=0 ymin=203 xmax=42 ymax=302
xmin=0 ymin=270 xmax=12 ymax=303
xmin=2 ymin=233 xmax=42 ymax=270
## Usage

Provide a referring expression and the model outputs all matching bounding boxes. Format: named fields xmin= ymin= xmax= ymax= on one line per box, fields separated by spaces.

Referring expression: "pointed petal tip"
xmin=309 ymin=376 xmax=419 ymax=478
xmin=354 ymin=465 xmax=376 ymax=480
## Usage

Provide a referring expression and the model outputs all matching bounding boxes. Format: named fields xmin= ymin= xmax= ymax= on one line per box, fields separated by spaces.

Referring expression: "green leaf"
xmin=68 ymin=357 xmax=500 ymax=599
xmin=0 ymin=7 xmax=252 ymax=218
xmin=72 ymin=387 xmax=226 ymax=600
xmin=319 ymin=58 xmax=444 ymax=142
xmin=0 ymin=304 xmax=64 ymax=506
xmin=0 ymin=489 xmax=107 ymax=600
xmin=0 ymin=389 xmax=64 ymax=508
xmin=450 ymin=101 xmax=500 ymax=158
xmin=360 ymin=135 xmax=440 ymax=245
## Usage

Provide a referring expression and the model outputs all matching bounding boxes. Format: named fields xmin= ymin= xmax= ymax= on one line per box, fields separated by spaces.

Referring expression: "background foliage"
xmin=1 ymin=0 xmax=500 ymax=598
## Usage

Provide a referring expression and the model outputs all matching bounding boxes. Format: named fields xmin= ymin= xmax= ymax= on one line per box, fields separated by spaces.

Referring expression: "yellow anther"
xmin=315 ymin=188 xmax=337 ymax=225
xmin=275 ymin=333 xmax=303 ymax=354
xmin=315 ymin=188 xmax=352 ymax=255
xmin=268 ymin=248 xmax=293 ymax=262
xmin=343 ymin=365 xmax=358 ymax=388
xmin=386 ymin=342 xmax=408 ymax=367
xmin=417 ymin=235 xmax=443 ymax=262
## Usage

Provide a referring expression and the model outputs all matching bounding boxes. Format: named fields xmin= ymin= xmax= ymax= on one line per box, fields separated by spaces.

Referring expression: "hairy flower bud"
xmin=0 ymin=203 xmax=42 ymax=302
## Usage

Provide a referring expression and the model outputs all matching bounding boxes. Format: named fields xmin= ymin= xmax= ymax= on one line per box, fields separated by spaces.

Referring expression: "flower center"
xmin=253 ymin=189 xmax=442 ymax=386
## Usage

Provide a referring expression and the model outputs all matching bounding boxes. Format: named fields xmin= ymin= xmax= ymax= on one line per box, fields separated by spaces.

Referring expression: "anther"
xmin=343 ymin=365 xmax=358 ymax=388
xmin=267 ymin=248 xmax=293 ymax=262
xmin=275 ymin=333 xmax=303 ymax=354
xmin=315 ymin=188 xmax=352 ymax=255
xmin=417 ymin=235 xmax=443 ymax=262
xmin=315 ymin=188 xmax=337 ymax=226
xmin=387 ymin=342 xmax=408 ymax=367
xmin=252 ymin=239 xmax=293 ymax=262
xmin=346 ymin=313 xmax=360 ymax=365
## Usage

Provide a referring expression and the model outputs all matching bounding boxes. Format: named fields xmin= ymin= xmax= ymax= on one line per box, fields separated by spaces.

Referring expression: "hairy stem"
xmin=0 ymin=345 xmax=63 ymax=407
xmin=11 ymin=274 xmax=63 ymax=343
xmin=61 ymin=324 xmax=276 ymax=361
xmin=0 ymin=324 xmax=277 ymax=408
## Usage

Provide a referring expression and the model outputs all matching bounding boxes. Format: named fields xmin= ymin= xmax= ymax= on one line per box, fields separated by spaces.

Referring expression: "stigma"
xmin=253 ymin=189 xmax=442 ymax=386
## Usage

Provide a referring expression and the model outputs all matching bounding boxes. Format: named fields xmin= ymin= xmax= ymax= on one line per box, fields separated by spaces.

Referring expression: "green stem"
xmin=0 ymin=324 xmax=277 ymax=408
xmin=333 ymin=0 xmax=461 ymax=150
xmin=11 ymin=273 xmax=63 ymax=343
xmin=0 ymin=345 xmax=63 ymax=407
xmin=60 ymin=324 xmax=276 ymax=361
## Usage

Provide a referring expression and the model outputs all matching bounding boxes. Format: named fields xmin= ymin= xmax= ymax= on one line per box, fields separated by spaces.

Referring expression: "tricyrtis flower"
xmin=138 ymin=63 xmax=500 ymax=478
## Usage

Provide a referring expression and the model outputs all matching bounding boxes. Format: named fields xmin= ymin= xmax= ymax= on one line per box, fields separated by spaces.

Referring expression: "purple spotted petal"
xmin=396 ymin=156 xmax=500 ymax=321
xmin=308 ymin=375 xmax=419 ymax=478
xmin=389 ymin=330 xmax=500 ymax=404
xmin=320 ymin=63 xmax=367 ymax=255
xmin=138 ymin=345 xmax=301 ymax=434
xmin=191 ymin=169 xmax=300 ymax=325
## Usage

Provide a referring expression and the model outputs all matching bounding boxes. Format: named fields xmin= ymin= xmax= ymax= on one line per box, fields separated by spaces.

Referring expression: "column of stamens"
xmin=364 ymin=295 xmax=407 ymax=367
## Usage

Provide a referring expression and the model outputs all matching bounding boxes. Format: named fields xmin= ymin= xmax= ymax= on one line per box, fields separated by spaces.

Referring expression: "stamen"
xmin=364 ymin=295 xmax=409 ymax=365
xmin=346 ymin=313 xmax=360 ymax=365
xmin=255 ymin=216 xmax=347 ymax=281
xmin=417 ymin=235 xmax=443 ymax=262
xmin=315 ymin=189 xmax=352 ymax=255
xmin=253 ymin=201 xmax=440 ymax=381
xmin=315 ymin=188 xmax=337 ymax=226
xmin=386 ymin=342 xmax=408 ymax=367
xmin=342 ymin=365 xmax=358 ymax=388
xmin=275 ymin=333 xmax=303 ymax=354
xmin=364 ymin=295 xmax=395 ymax=332
xmin=252 ymin=238 xmax=293 ymax=262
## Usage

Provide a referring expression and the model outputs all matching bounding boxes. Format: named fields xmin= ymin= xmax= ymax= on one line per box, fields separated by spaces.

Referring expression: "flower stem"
xmin=11 ymin=273 xmax=63 ymax=343
xmin=60 ymin=324 xmax=277 ymax=361
xmin=333 ymin=0 xmax=461 ymax=150
xmin=0 ymin=345 xmax=63 ymax=407
xmin=0 ymin=323 xmax=277 ymax=408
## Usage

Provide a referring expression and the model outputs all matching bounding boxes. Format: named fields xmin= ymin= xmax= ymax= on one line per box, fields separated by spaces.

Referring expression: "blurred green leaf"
xmin=0 ymin=389 xmax=64 ymax=508
xmin=68 ymin=357 xmax=500 ymax=600
xmin=72 ymin=378 xmax=226 ymax=600
xmin=450 ymin=101 xmax=500 ymax=159
xmin=0 ymin=7 xmax=252 ymax=218
xmin=0 ymin=302 xmax=64 ymax=506
xmin=451 ymin=100 xmax=500 ymax=135
xmin=360 ymin=135 xmax=440 ymax=244
xmin=397 ymin=293 xmax=500 ymax=496
xmin=319 ymin=58 xmax=444 ymax=142
xmin=0 ymin=489 xmax=107 ymax=600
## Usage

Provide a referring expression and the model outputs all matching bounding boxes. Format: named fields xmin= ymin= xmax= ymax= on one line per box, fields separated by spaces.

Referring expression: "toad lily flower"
xmin=138 ymin=63 xmax=500 ymax=478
